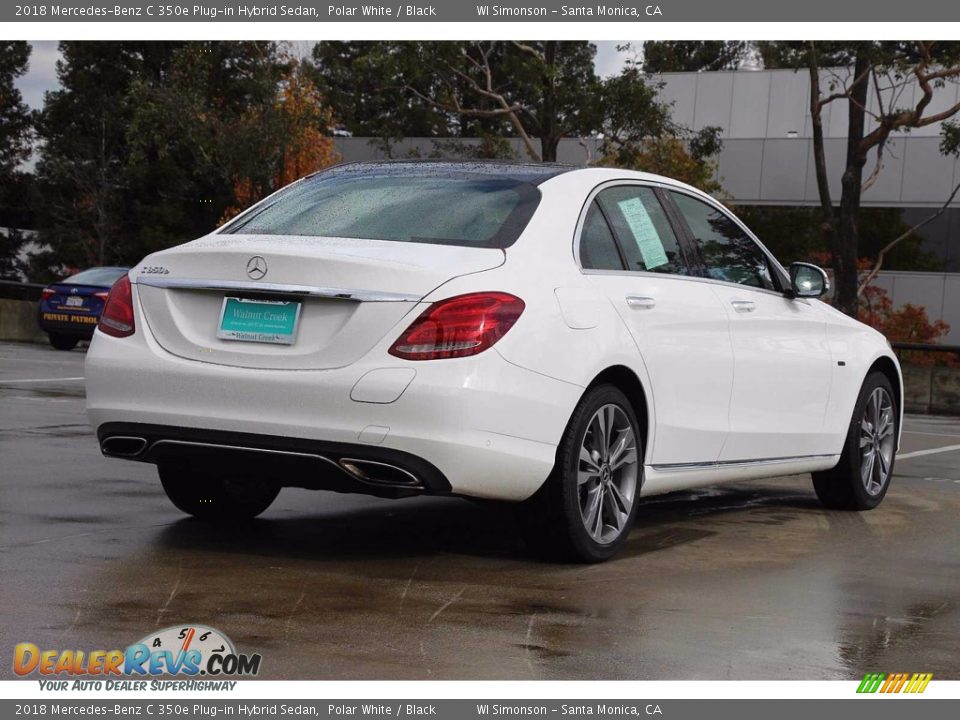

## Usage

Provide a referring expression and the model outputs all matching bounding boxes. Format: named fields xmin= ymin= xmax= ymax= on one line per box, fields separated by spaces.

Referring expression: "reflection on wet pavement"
xmin=1 ymin=341 xmax=959 ymax=679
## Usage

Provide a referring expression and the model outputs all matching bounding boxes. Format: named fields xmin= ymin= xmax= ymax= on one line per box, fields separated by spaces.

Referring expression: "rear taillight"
xmin=98 ymin=275 xmax=135 ymax=338
xmin=94 ymin=291 xmax=109 ymax=301
xmin=388 ymin=292 xmax=524 ymax=361
xmin=41 ymin=288 xmax=55 ymax=300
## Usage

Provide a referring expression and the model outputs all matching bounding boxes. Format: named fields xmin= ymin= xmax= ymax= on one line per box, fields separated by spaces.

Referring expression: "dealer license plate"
xmin=216 ymin=297 xmax=301 ymax=345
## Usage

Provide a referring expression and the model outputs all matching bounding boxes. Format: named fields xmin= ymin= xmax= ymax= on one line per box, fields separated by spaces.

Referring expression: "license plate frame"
xmin=216 ymin=297 xmax=301 ymax=346
xmin=65 ymin=296 xmax=84 ymax=307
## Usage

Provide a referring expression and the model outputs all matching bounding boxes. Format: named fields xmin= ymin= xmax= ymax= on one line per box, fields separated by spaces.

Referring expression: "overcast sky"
xmin=15 ymin=41 xmax=637 ymax=112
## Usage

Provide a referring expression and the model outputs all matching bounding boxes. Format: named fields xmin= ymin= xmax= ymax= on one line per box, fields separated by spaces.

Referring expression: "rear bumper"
xmin=85 ymin=325 xmax=583 ymax=501
xmin=97 ymin=422 xmax=451 ymax=499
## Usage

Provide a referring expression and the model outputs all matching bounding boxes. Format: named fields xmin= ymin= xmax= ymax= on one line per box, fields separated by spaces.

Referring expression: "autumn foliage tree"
xmin=765 ymin=41 xmax=960 ymax=317
xmin=227 ymin=61 xmax=339 ymax=219
xmin=32 ymin=42 xmax=339 ymax=277
xmin=810 ymin=252 xmax=954 ymax=366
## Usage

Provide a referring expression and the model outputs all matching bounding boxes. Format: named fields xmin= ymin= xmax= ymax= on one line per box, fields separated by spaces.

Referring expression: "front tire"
xmin=159 ymin=465 xmax=280 ymax=521
xmin=48 ymin=333 xmax=78 ymax=351
xmin=523 ymin=384 xmax=643 ymax=563
xmin=813 ymin=371 xmax=897 ymax=510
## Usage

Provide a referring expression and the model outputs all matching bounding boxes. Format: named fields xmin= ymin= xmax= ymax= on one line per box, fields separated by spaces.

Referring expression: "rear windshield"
xmin=62 ymin=267 xmax=128 ymax=286
xmin=222 ymin=171 xmax=542 ymax=249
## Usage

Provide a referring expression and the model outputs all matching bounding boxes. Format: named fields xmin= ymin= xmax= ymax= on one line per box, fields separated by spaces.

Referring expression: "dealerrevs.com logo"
xmin=857 ymin=673 xmax=933 ymax=694
xmin=14 ymin=625 xmax=261 ymax=688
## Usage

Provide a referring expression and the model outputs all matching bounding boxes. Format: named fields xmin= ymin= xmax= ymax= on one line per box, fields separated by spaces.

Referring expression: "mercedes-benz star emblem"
xmin=246 ymin=256 xmax=268 ymax=280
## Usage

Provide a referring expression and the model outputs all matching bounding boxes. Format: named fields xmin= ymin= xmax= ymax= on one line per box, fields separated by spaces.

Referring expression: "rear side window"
xmin=595 ymin=186 xmax=689 ymax=275
xmin=579 ymin=203 xmax=624 ymax=270
xmin=669 ymin=192 xmax=777 ymax=291
xmin=223 ymin=172 xmax=542 ymax=249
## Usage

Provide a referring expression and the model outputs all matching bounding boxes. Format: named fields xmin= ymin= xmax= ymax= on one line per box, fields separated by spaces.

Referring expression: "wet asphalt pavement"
xmin=1 ymin=340 xmax=959 ymax=680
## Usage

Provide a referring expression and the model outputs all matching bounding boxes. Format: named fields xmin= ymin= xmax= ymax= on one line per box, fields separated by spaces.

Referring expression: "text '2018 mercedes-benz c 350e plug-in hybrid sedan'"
xmin=86 ymin=161 xmax=902 ymax=562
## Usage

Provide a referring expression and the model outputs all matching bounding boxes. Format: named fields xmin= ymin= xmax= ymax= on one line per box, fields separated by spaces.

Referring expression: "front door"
xmin=667 ymin=190 xmax=834 ymax=461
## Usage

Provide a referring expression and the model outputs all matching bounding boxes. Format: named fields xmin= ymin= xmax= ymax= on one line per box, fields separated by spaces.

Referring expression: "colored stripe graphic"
xmin=857 ymin=673 xmax=885 ymax=693
xmin=858 ymin=672 xmax=932 ymax=693
xmin=905 ymin=673 xmax=933 ymax=693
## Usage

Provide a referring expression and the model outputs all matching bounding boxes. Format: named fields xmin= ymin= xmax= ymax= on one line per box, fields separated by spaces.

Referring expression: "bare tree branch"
xmin=861 ymin=68 xmax=888 ymax=195
xmin=510 ymin=41 xmax=544 ymax=61
xmin=857 ymin=179 xmax=960 ymax=295
xmin=404 ymin=42 xmax=542 ymax=161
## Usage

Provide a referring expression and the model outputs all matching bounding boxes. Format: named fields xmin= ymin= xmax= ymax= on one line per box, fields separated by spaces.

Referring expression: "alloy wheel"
xmin=577 ymin=403 xmax=639 ymax=545
xmin=859 ymin=387 xmax=895 ymax=496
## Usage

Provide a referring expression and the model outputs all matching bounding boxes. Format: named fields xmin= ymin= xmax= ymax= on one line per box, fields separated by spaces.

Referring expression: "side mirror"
xmin=789 ymin=262 xmax=830 ymax=298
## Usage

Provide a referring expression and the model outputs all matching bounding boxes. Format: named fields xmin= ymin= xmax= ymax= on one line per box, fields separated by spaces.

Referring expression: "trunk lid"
xmin=134 ymin=234 xmax=504 ymax=370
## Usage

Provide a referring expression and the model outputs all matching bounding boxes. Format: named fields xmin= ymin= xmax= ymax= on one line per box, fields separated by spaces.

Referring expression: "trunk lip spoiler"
xmin=134 ymin=276 xmax=422 ymax=303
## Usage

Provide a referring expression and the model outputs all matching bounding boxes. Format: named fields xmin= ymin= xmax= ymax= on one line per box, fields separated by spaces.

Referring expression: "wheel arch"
xmin=867 ymin=354 xmax=904 ymax=446
xmin=585 ymin=365 xmax=651 ymax=458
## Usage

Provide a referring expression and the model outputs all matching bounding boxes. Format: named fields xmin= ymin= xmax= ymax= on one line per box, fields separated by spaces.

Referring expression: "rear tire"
xmin=159 ymin=465 xmax=280 ymax=521
xmin=522 ymin=384 xmax=643 ymax=563
xmin=812 ymin=371 xmax=897 ymax=510
xmin=49 ymin=333 xmax=78 ymax=351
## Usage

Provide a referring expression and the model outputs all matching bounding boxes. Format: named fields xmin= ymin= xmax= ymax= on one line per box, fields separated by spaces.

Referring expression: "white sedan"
xmin=86 ymin=162 xmax=901 ymax=562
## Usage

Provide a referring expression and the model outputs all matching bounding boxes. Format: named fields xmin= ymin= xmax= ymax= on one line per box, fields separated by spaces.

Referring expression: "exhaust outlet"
xmin=338 ymin=458 xmax=422 ymax=488
xmin=101 ymin=436 xmax=148 ymax=458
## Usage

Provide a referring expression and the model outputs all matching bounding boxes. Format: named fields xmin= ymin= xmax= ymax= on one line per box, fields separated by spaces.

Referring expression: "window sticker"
xmin=616 ymin=197 xmax=669 ymax=269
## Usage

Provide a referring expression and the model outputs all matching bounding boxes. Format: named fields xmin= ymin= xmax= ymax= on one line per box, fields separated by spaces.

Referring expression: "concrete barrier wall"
xmin=0 ymin=298 xmax=47 ymax=343
xmin=901 ymin=364 xmax=960 ymax=415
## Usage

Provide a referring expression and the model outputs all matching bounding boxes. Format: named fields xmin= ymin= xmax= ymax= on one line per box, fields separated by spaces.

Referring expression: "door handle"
xmin=626 ymin=295 xmax=656 ymax=310
xmin=730 ymin=299 xmax=756 ymax=313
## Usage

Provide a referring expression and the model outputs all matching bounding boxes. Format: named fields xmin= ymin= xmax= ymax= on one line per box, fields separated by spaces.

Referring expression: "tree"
xmin=402 ymin=41 xmax=601 ymax=162
xmin=857 ymin=129 xmax=960 ymax=292
xmin=310 ymin=41 xmax=460 ymax=139
xmin=597 ymin=55 xmax=724 ymax=192
xmin=125 ymin=41 xmax=294 ymax=252
xmin=33 ymin=42 xmax=336 ymax=275
xmin=224 ymin=60 xmax=340 ymax=220
xmin=769 ymin=41 xmax=960 ymax=316
xmin=0 ymin=42 xmax=32 ymax=185
xmin=856 ymin=259 xmax=954 ymax=368
xmin=309 ymin=40 xmax=719 ymax=173
xmin=310 ymin=41 xmax=602 ymax=162
xmin=34 ymin=42 xmax=177 ymax=270
xmin=642 ymin=41 xmax=750 ymax=73
xmin=0 ymin=41 xmax=33 ymax=276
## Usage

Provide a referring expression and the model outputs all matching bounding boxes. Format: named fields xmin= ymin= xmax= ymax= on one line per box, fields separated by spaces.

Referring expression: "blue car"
xmin=38 ymin=266 xmax=130 ymax=350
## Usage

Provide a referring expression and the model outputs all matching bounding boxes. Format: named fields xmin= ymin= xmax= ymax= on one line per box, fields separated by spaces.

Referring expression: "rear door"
xmin=578 ymin=183 xmax=734 ymax=466
xmin=665 ymin=190 xmax=834 ymax=461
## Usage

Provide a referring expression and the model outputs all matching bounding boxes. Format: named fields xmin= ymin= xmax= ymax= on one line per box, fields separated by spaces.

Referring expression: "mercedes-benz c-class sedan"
xmin=86 ymin=162 xmax=901 ymax=562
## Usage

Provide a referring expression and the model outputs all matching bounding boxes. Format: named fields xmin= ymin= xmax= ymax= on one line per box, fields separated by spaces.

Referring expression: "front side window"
xmin=669 ymin=192 xmax=777 ymax=291
xmin=595 ymin=186 xmax=689 ymax=275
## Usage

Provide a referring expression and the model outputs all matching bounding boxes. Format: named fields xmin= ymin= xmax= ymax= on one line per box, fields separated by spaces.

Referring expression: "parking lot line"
xmin=898 ymin=443 xmax=960 ymax=460
xmin=903 ymin=430 xmax=960 ymax=439
xmin=0 ymin=377 xmax=85 ymax=384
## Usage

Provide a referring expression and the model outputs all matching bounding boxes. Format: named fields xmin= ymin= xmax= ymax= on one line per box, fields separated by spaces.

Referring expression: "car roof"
xmin=318 ymin=160 xmax=579 ymax=185
xmin=316 ymin=160 xmax=712 ymax=198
